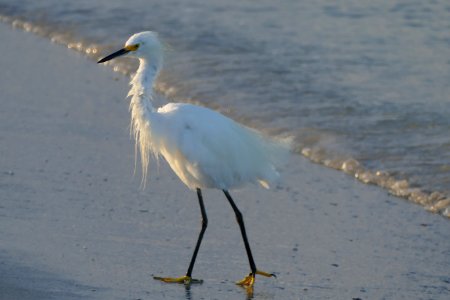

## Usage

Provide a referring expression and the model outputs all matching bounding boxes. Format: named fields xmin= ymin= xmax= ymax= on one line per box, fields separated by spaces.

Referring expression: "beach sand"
xmin=1 ymin=23 xmax=449 ymax=299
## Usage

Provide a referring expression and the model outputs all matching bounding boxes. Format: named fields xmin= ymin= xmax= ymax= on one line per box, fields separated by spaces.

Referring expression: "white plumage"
xmin=106 ymin=31 xmax=285 ymax=191
xmin=150 ymin=103 xmax=281 ymax=190
xmin=97 ymin=31 xmax=286 ymax=287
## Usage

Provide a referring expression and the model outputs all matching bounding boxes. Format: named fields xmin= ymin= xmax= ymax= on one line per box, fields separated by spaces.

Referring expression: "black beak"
xmin=97 ymin=48 xmax=130 ymax=63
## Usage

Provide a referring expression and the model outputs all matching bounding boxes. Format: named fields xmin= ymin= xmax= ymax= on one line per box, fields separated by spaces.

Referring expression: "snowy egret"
xmin=98 ymin=31 xmax=284 ymax=287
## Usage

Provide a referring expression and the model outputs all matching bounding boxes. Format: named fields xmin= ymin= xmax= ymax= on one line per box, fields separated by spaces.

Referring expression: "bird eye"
xmin=125 ymin=44 xmax=140 ymax=51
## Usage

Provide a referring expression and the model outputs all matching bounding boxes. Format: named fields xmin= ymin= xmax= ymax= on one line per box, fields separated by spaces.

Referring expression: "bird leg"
xmin=153 ymin=188 xmax=207 ymax=285
xmin=223 ymin=190 xmax=276 ymax=287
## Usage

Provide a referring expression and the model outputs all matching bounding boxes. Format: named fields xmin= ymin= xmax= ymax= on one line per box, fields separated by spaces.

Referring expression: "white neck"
xmin=128 ymin=58 xmax=162 ymax=105
xmin=128 ymin=57 xmax=162 ymax=184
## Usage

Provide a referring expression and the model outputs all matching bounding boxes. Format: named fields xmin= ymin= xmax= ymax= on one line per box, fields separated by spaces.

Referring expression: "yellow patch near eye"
xmin=125 ymin=44 xmax=139 ymax=51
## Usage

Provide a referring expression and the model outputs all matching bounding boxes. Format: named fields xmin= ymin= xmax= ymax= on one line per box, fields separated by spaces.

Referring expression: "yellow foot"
xmin=153 ymin=275 xmax=203 ymax=285
xmin=236 ymin=270 xmax=276 ymax=287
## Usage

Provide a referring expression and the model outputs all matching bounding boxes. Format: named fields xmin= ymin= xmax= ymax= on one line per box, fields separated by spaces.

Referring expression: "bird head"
xmin=97 ymin=31 xmax=163 ymax=64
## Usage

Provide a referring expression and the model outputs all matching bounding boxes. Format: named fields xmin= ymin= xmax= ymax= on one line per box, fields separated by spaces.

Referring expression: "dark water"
xmin=1 ymin=0 xmax=449 ymax=217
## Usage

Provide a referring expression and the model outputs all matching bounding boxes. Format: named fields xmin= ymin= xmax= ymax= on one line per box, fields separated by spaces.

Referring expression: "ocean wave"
xmin=1 ymin=14 xmax=448 ymax=219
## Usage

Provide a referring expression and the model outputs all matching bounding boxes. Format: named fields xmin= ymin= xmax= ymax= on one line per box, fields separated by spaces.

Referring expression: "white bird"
xmin=98 ymin=31 xmax=285 ymax=288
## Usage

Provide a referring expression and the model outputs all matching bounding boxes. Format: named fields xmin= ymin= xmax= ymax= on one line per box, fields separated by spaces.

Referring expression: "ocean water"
xmin=1 ymin=0 xmax=449 ymax=217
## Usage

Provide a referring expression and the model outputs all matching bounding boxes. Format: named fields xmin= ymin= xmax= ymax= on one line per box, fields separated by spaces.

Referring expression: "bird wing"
xmin=156 ymin=103 xmax=284 ymax=190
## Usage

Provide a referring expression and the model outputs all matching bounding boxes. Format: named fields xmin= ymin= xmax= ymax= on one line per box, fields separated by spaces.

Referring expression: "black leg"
xmin=223 ymin=190 xmax=257 ymax=274
xmin=186 ymin=188 xmax=208 ymax=277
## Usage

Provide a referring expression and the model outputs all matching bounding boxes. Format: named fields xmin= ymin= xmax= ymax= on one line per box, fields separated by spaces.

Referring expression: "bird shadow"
xmin=171 ymin=282 xmax=275 ymax=300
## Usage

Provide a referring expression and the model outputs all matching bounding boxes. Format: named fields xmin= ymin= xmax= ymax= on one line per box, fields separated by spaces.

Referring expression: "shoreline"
xmin=1 ymin=23 xmax=449 ymax=300
xmin=1 ymin=14 xmax=449 ymax=219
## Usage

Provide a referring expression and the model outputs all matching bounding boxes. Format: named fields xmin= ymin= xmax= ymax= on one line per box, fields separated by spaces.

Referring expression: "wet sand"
xmin=0 ymin=23 xmax=449 ymax=299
